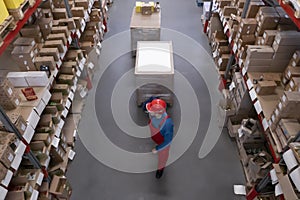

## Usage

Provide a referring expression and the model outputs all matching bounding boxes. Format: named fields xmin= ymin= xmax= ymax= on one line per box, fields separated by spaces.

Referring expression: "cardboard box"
xmin=239 ymin=19 xmax=257 ymax=35
xmin=39 ymin=48 xmax=60 ymax=61
xmin=0 ymin=162 xmax=8 ymax=181
xmin=275 ymin=31 xmax=300 ymax=46
xmin=74 ymin=0 xmax=89 ymax=9
xmin=60 ymin=62 xmax=77 ymax=75
xmin=246 ymin=0 xmax=265 ymax=18
xmin=51 ymin=26 xmax=69 ymax=38
xmin=30 ymin=141 xmax=49 ymax=163
xmin=222 ymin=6 xmax=237 ymax=16
xmin=53 ymin=18 xmax=76 ymax=30
xmin=34 ymin=56 xmax=56 ymax=70
xmin=13 ymin=37 xmax=36 ymax=47
xmin=255 ymin=81 xmax=277 ymax=95
xmin=52 ymin=8 xmax=68 ymax=20
xmin=262 ymin=30 xmax=277 ymax=46
xmin=49 ymin=175 xmax=72 ymax=199
xmin=5 ymin=184 xmax=34 ymax=200
xmin=71 ymin=7 xmax=87 ymax=17
xmin=32 ymin=133 xmax=51 ymax=146
xmin=44 ymin=40 xmax=65 ymax=53
xmin=52 ymin=84 xmax=70 ymax=96
xmin=1 ymin=111 xmax=27 ymax=135
xmin=38 ymin=114 xmax=53 ymax=128
xmin=47 ymin=33 xmax=67 ymax=46
xmin=278 ymin=119 xmax=300 ymax=138
xmin=246 ymin=45 xmax=274 ymax=59
xmin=0 ymin=144 xmax=15 ymax=168
xmin=130 ymin=8 xmax=161 ymax=54
xmin=287 ymin=77 xmax=300 ymax=91
xmin=57 ymin=74 xmax=75 ymax=85
xmin=217 ymin=54 xmax=230 ymax=71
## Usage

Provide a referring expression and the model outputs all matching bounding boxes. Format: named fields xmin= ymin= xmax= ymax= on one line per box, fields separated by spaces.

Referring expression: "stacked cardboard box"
xmin=255 ymin=7 xmax=280 ymax=37
xmin=49 ymin=175 xmax=72 ymax=200
xmin=233 ymin=19 xmax=257 ymax=54
xmin=6 ymin=168 xmax=44 ymax=200
xmin=282 ymin=65 xmax=300 ymax=86
xmin=20 ymin=25 xmax=44 ymax=43
xmin=0 ymin=77 xmax=21 ymax=110
xmin=11 ymin=39 xmax=39 ymax=71
xmin=81 ymin=8 xmax=104 ymax=53
xmin=271 ymin=31 xmax=300 ymax=71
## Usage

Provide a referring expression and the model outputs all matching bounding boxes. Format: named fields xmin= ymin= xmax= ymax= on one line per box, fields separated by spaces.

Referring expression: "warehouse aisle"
xmin=67 ymin=1 xmax=246 ymax=199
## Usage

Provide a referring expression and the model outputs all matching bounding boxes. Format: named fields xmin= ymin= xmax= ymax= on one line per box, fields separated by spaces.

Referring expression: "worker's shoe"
xmin=156 ymin=169 xmax=164 ymax=179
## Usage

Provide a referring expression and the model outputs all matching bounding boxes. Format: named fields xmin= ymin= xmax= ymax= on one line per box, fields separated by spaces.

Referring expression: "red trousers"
xmin=157 ymin=146 xmax=170 ymax=170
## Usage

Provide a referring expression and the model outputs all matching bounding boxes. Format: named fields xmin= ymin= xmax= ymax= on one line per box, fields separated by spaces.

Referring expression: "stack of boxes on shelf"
xmin=0 ymin=77 xmax=21 ymax=110
xmin=0 ymin=0 xmax=111 ymax=199
xmin=235 ymin=118 xmax=273 ymax=188
xmin=209 ymin=0 xmax=300 ymax=197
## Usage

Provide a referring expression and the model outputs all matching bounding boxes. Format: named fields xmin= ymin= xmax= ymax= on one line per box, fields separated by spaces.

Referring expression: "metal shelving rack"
xmin=0 ymin=0 xmax=100 ymax=198
xmin=204 ymin=0 xmax=300 ymax=199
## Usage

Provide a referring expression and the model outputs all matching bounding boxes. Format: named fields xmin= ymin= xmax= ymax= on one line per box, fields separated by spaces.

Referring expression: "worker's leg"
xmin=158 ymin=146 xmax=170 ymax=170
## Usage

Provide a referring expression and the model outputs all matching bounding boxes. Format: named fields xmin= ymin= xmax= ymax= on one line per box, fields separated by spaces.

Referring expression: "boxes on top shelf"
xmin=20 ymin=25 xmax=44 ymax=43
xmin=37 ymin=17 xmax=54 ymax=40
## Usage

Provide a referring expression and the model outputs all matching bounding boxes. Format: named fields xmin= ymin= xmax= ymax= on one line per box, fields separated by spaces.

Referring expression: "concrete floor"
xmin=67 ymin=0 xmax=246 ymax=199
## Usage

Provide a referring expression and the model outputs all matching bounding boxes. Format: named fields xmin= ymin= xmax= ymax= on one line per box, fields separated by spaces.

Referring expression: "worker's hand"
xmin=152 ymin=148 xmax=158 ymax=154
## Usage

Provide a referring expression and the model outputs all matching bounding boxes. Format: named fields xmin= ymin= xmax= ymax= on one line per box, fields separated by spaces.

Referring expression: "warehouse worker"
xmin=145 ymin=98 xmax=174 ymax=179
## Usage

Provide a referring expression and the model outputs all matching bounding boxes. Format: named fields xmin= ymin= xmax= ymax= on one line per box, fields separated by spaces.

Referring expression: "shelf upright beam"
xmin=0 ymin=106 xmax=51 ymax=182
xmin=203 ymin=0 xmax=213 ymax=33
xmin=63 ymin=0 xmax=73 ymax=18
xmin=241 ymin=0 xmax=251 ymax=18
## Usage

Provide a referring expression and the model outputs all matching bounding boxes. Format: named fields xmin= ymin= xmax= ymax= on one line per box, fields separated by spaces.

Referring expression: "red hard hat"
xmin=146 ymin=99 xmax=166 ymax=113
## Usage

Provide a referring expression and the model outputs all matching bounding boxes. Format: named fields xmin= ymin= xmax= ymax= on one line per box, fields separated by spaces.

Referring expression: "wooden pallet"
xmin=8 ymin=0 xmax=36 ymax=21
xmin=0 ymin=16 xmax=17 ymax=47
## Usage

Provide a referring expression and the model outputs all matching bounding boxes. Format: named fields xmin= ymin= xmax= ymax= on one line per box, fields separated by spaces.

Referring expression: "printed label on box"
xmin=51 ymin=137 xmax=60 ymax=148
xmin=262 ymin=118 xmax=269 ymax=131
xmin=247 ymin=79 xmax=254 ymax=90
xmin=7 ymin=88 xmax=13 ymax=96
xmin=21 ymin=123 xmax=26 ymax=131
xmin=8 ymin=153 xmax=14 ymax=162
xmin=242 ymin=67 xmax=247 ymax=76
xmin=15 ymin=99 xmax=19 ymax=106
xmin=282 ymin=94 xmax=287 ymax=102
xmin=233 ymin=43 xmax=237 ymax=53
xmin=76 ymin=70 xmax=81 ymax=77
xmin=212 ymin=50 xmax=218 ymax=58
xmin=254 ymin=101 xmax=262 ymax=114
xmin=290 ymin=80 xmax=295 ymax=88
xmin=278 ymin=102 xmax=282 ymax=110
xmin=287 ymin=70 xmax=291 ymax=78
xmin=275 ymin=108 xmax=279 ymax=116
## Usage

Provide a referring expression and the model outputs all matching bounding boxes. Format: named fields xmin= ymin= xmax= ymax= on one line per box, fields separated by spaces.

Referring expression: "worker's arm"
xmin=156 ymin=119 xmax=174 ymax=151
